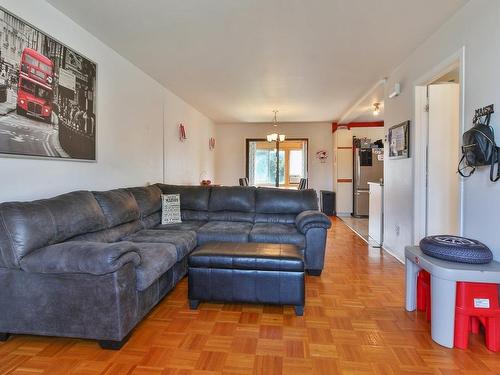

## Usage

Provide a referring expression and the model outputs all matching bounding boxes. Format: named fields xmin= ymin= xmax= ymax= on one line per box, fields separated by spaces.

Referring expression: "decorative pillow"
xmin=161 ymin=194 xmax=182 ymax=225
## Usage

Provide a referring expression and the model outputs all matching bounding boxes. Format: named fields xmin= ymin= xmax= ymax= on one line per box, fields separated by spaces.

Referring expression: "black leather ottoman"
xmin=188 ymin=242 xmax=305 ymax=316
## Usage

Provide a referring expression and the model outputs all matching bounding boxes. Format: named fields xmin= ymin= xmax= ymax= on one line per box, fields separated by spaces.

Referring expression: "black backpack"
xmin=458 ymin=108 xmax=499 ymax=182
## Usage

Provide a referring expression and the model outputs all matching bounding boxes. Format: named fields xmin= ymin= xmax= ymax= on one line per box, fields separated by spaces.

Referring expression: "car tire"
xmin=16 ymin=105 xmax=26 ymax=116
xmin=419 ymin=235 xmax=492 ymax=264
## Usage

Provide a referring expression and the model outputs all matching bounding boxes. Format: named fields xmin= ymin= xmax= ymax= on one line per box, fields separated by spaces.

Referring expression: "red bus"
xmin=16 ymin=48 xmax=54 ymax=122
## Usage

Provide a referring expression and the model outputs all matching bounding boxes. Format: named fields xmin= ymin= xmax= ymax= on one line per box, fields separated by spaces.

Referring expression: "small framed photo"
xmin=388 ymin=121 xmax=410 ymax=159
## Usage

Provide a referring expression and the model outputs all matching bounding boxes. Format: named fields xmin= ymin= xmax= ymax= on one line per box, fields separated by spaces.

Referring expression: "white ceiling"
xmin=47 ymin=0 xmax=467 ymax=123
xmin=339 ymin=80 xmax=386 ymax=123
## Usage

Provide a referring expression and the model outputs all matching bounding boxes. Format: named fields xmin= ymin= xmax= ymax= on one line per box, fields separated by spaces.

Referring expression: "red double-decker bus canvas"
xmin=0 ymin=8 xmax=97 ymax=161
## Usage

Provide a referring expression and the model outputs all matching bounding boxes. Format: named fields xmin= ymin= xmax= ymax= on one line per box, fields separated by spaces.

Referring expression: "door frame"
xmin=413 ymin=46 xmax=465 ymax=242
xmin=245 ymin=138 xmax=309 ymax=186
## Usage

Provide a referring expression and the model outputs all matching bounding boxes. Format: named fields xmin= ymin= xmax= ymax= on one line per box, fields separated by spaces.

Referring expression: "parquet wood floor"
xmin=1 ymin=217 xmax=500 ymax=374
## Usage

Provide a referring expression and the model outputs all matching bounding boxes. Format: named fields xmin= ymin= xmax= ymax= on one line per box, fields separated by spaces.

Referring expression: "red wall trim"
xmin=332 ymin=121 xmax=384 ymax=133
xmin=337 ymin=178 xmax=353 ymax=183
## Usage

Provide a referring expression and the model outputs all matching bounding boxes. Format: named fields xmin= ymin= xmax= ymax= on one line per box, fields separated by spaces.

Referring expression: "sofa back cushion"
xmin=156 ymin=184 xmax=211 ymax=211
xmin=254 ymin=213 xmax=297 ymax=224
xmin=208 ymin=186 xmax=256 ymax=223
xmin=209 ymin=186 xmax=255 ymax=212
xmin=208 ymin=211 xmax=255 ymax=223
xmin=93 ymin=189 xmax=140 ymax=228
xmin=140 ymin=211 xmax=161 ymax=229
xmin=127 ymin=185 xmax=162 ymax=218
xmin=70 ymin=221 xmax=142 ymax=243
xmin=182 ymin=209 xmax=209 ymax=221
xmin=0 ymin=191 xmax=107 ymax=268
xmin=255 ymin=188 xmax=318 ymax=214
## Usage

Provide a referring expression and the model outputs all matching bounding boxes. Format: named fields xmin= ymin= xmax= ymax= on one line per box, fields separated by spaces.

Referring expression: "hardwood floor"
xmin=1 ymin=217 xmax=500 ymax=374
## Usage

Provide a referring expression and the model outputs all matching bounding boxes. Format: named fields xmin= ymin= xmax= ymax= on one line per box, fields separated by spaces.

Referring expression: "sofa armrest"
xmin=20 ymin=241 xmax=141 ymax=275
xmin=295 ymin=210 xmax=331 ymax=234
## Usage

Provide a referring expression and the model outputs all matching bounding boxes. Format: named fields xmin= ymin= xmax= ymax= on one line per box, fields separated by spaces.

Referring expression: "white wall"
xmin=0 ymin=0 xmax=215 ymax=202
xmin=215 ymin=122 xmax=333 ymax=194
xmin=164 ymin=89 xmax=216 ymax=185
xmin=333 ymin=126 xmax=384 ymax=215
xmin=383 ymin=0 xmax=500 ymax=261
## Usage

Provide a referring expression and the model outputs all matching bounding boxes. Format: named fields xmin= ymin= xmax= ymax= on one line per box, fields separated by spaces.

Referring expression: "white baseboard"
xmin=381 ymin=244 xmax=405 ymax=264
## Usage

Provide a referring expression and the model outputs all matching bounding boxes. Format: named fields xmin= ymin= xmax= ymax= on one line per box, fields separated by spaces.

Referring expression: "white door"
xmin=426 ymin=83 xmax=460 ymax=236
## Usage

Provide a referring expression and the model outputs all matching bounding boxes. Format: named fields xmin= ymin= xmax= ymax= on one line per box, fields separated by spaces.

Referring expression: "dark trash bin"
xmin=320 ymin=190 xmax=336 ymax=216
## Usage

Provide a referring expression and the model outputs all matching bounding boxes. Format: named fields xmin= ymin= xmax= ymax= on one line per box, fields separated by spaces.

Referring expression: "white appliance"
xmin=368 ymin=182 xmax=383 ymax=247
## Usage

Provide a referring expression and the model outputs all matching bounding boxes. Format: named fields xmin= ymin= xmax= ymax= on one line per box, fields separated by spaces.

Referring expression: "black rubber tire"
xmin=16 ymin=105 xmax=26 ymax=116
xmin=419 ymin=235 xmax=492 ymax=264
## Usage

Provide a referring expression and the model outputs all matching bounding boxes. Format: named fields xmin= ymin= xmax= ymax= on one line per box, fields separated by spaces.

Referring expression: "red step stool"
xmin=454 ymin=282 xmax=500 ymax=352
xmin=417 ymin=270 xmax=431 ymax=321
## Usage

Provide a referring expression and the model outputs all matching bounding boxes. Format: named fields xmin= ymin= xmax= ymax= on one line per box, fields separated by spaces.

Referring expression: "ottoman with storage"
xmin=188 ymin=242 xmax=305 ymax=315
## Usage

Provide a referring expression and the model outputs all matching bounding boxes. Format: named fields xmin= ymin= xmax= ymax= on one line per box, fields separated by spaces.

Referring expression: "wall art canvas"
xmin=0 ymin=7 xmax=97 ymax=161
xmin=388 ymin=121 xmax=410 ymax=159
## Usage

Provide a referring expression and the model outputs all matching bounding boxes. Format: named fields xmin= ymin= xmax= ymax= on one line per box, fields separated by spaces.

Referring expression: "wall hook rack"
xmin=473 ymin=104 xmax=494 ymax=124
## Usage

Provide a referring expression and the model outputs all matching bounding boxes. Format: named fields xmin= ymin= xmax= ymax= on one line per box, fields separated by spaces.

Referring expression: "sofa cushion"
xmin=189 ymin=242 xmax=303 ymax=272
xmin=0 ymin=191 xmax=107 ymax=268
xmin=155 ymin=220 xmax=207 ymax=231
xmin=131 ymin=242 xmax=177 ymax=291
xmin=127 ymin=185 xmax=162 ymax=218
xmin=93 ymin=189 xmax=140 ymax=228
xmin=156 ymin=184 xmax=211 ymax=211
xmin=254 ymin=213 xmax=297 ymax=224
xmin=255 ymin=188 xmax=318 ymax=214
xmin=124 ymin=229 xmax=197 ymax=261
xmin=209 ymin=186 xmax=256 ymax=213
xmin=70 ymin=221 xmax=142 ymax=243
xmin=140 ymin=211 xmax=161 ymax=229
xmin=197 ymin=221 xmax=253 ymax=245
xmin=249 ymin=223 xmax=305 ymax=249
xmin=208 ymin=211 xmax=255 ymax=223
xmin=182 ymin=209 xmax=209 ymax=221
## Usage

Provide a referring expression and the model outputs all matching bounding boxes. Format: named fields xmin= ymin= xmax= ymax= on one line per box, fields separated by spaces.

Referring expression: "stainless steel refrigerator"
xmin=353 ymin=148 xmax=384 ymax=217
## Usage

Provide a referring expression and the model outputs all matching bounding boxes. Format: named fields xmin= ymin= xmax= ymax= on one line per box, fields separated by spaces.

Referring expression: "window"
xmin=247 ymin=139 xmax=307 ymax=188
xmin=24 ymin=54 xmax=39 ymax=67
xmin=254 ymin=149 xmax=285 ymax=185
xmin=19 ymin=78 xmax=53 ymax=100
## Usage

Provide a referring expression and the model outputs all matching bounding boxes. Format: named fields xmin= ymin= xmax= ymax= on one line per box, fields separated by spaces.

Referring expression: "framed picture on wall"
xmin=0 ymin=6 xmax=97 ymax=161
xmin=388 ymin=121 xmax=410 ymax=159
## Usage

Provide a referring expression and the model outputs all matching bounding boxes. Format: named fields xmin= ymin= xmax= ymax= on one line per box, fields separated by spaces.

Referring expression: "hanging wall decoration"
xmin=178 ymin=123 xmax=187 ymax=142
xmin=316 ymin=150 xmax=328 ymax=163
xmin=388 ymin=121 xmax=410 ymax=159
xmin=0 ymin=7 xmax=97 ymax=161
xmin=209 ymin=137 xmax=216 ymax=151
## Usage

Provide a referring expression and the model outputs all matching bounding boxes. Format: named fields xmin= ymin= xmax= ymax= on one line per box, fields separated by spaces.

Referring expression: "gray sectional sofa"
xmin=0 ymin=184 xmax=331 ymax=348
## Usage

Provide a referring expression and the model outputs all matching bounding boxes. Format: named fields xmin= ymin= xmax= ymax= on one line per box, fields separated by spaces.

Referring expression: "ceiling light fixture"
xmin=266 ymin=110 xmax=286 ymax=142
xmin=373 ymin=103 xmax=381 ymax=116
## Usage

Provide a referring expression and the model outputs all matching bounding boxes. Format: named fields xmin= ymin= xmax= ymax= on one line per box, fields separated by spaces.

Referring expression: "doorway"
xmin=413 ymin=48 xmax=464 ymax=241
xmin=246 ymin=139 xmax=308 ymax=188
xmin=427 ymin=80 xmax=460 ymax=235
